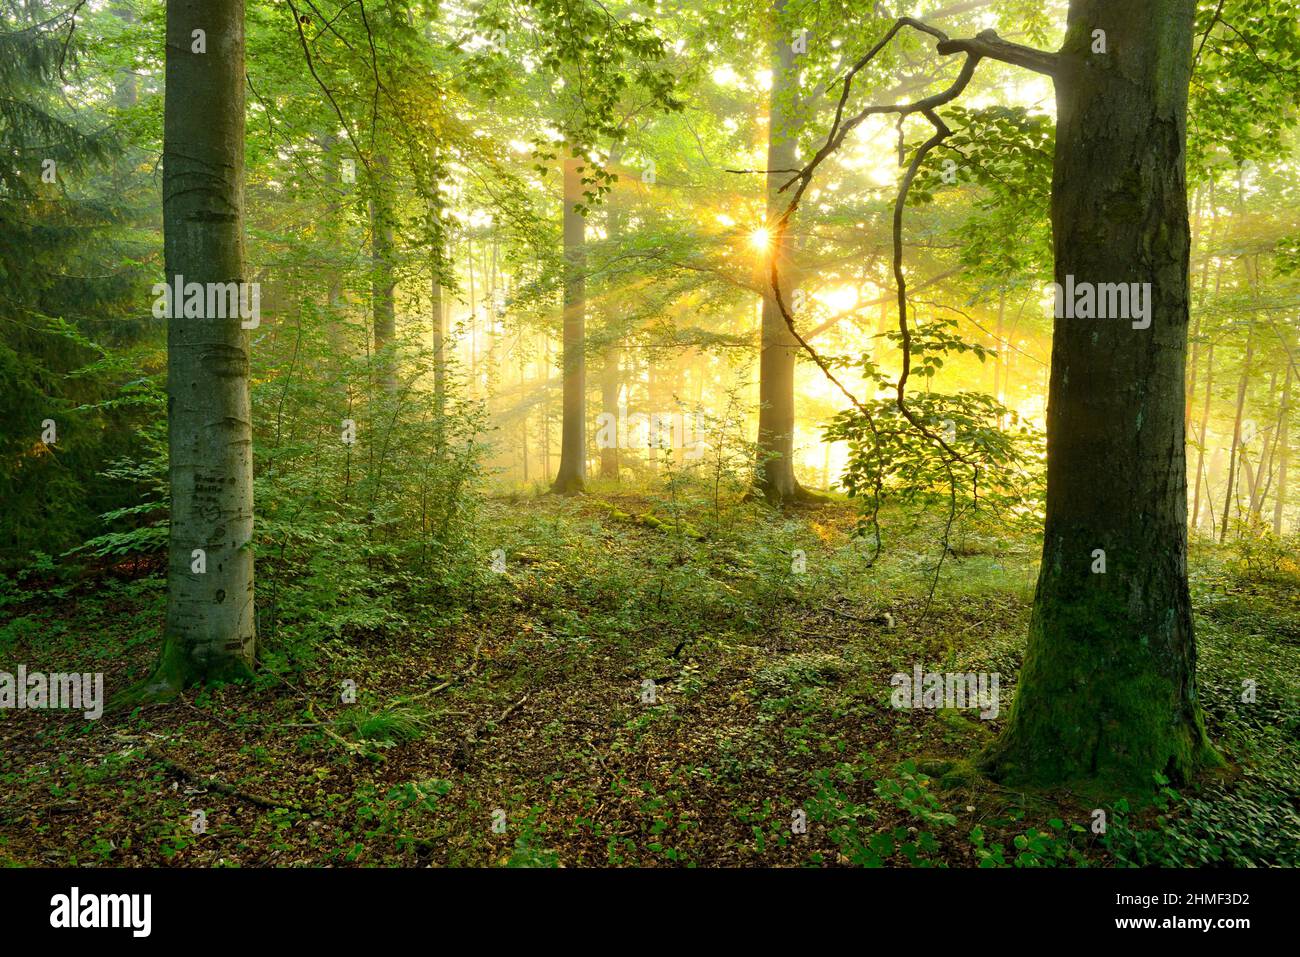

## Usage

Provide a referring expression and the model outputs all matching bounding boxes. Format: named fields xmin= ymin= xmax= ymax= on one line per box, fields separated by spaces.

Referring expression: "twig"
xmin=142 ymin=747 xmax=319 ymax=814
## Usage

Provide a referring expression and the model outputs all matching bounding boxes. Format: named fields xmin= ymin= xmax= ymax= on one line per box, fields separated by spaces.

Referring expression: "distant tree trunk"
xmin=983 ymin=0 xmax=1217 ymax=788
xmin=1220 ymin=315 xmax=1254 ymax=542
xmin=552 ymin=156 xmax=587 ymax=493
xmin=144 ymin=0 xmax=255 ymax=697
xmin=431 ymin=263 xmax=445 ymax=440
xmin=755 ymin=0 xmax=807 ymax=503
xmin=993 ymin=293 xmax=1006 ymax=428
xmin=1191 ymin=340 xmax=1214 ymax=533
xmin=467 ymin=236 xmax=477 ymax=387
xmin=599 ymin=163 xmax=624 ymax=480
xmin=542 ymin=333 xmax=552 ymax=475
xmin=1185 ymin=184 xmax=1216 ymax=431
xmin=1247 ymin=367 xmax=1278 ymax=520
xmin=317 ymin=133 xmax=348 ymax=353
xmin=112 ymin=4 xmax=138 ymax=108
xmin=370 ymin=156 xmax=396 ymax=392
xmin=520 ymin=341 xmax=530 ymax=482
xmin=428 ymin=191 xmax=447 ymax=446
xmin=1275 ymin=363 xmax=1292 ymax=535
xmin=599 ymin=348 xmax=621 ymax=478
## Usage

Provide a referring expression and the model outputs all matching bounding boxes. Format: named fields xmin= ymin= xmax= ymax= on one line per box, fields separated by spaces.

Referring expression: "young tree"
xmin=143 ymin=0 xmax=256 ymax=695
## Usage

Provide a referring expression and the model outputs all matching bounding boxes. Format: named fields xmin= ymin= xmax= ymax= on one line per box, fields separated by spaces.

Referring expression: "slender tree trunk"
xmin=143 ymin=0 xmax=255 ymax=697
xmin=599 ymin=161 xmax=624 ymax=480
xmin=467 ymin=236 xmax=478 ymax=388
xmin=542 ymin=333 xmax=552 ymax=476
xmin=1275 ymin=363 xmax=1292 ymax=535
xmin=983 ymin=0 xmax=1217 ymax=788
xmin=754 ymin=0 xmax=806 ymax=503
xmin=370 ymin=156 xmax=396 ymax=392
xmin=318 ymin=134 xmax=348 ymax=353
xmin=1185 ymin=183 xmax=1216 ymax=430
xmin=992 ymin=295 xmax=1004 ymax=397
xmin=431 ymin=255 xmax=445 ymax=447
xmin=552 ymin=156 xmax=587 ymax=493
xmin=1191 ymin=341 xmax=1214 ymax=532
xmin=520 ymin=341 xmax=530 ymax=483
xmin=112 ymin=3 xmax=138 ymax=108
xmin=599 ymin=346 xmax=621 ymax=478
xmin=1248 ymin=368 xmax=1278 ymax=519
xmin=1220 ymin=316 xmax=1254 ymax=542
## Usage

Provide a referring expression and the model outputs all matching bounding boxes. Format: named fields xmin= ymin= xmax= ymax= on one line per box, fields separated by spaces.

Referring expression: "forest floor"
xmin=2 ymin=487 xmax=1298 ymax=867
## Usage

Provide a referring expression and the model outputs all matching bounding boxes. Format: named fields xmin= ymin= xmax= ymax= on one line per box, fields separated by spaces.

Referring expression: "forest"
xmin=0 ymin=0 xmax=1298 ymax=880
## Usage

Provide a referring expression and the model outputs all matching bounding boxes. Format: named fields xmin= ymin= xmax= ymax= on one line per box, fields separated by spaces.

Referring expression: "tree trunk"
xmin=1275 ymin=362 xmax=1292 ymax=535
xmin=754 ymin=0 xmax=806 ymax=503
xmin=599 ymin=346 xmax=621 ymax=479
xmin=431 ymin=256 xmax=445 ymax=445
xmin=983 ymin=0 xmax=1217 ymax=789
xmin=112 ymin=3 xmax=138 ymax=108
xmin=993 ymin=293 xmax=1006 ymax=428
xmin=316 ymin=133 xmax=349 ymax=354
xmin=520 ymin=341 xmax=530 ymax=483
xmin=427 ymin=183 xmax=447 ymax=446
xmin=552 ymin=156 xmax=587 ymax=493
xmin=145 ymin=0 xmax=256 ymax=696
xmin=1220 ymin=315 xmax=1254 ymax=542
xmin=599 ymin=165 xmax=624 ymax=480
xmin=1191 ymin=341 xmax=1214 ymax=533
xmin=370 ymin=156 xmax=397 ymax=392
xmin=542 ymin=333 xmax=552 ymax=476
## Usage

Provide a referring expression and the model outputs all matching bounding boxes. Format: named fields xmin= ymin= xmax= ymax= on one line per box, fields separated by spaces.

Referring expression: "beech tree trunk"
xmin=146 ymin=0 xmax=255 ymax=695
xmin=754 ymin=0 xmax=805 ymax=503
xmin=552 ymin=156 xmax=587 ymax=493
xmin=983 ymin=0 xmax=1218 ymax=789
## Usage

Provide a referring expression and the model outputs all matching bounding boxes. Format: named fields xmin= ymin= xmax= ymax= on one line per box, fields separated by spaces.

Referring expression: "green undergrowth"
xmin=1 ymin=487 xmax=1295 ymax=867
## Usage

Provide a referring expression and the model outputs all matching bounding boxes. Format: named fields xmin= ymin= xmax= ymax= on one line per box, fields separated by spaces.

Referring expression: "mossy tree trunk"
xmin=145 ymin=0 xmax=256 ymax=698
xmin=983 ymin=0 xmax=1218 ymax=790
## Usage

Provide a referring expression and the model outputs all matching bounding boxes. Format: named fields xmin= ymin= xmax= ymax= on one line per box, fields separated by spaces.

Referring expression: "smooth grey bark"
xmin=552 ymin=156 xmax=587 ymax=493
xmin=755 ymin=0 xmax=807 ymax=503
xmin=145 ymin=0 xmax=255 ymax=695
xmin=983 ymin=0 xmax=1217 ymax=788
